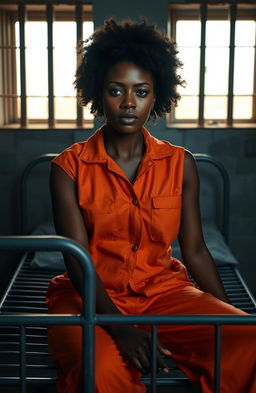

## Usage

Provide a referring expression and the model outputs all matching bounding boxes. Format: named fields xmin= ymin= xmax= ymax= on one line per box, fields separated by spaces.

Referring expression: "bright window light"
xmin=15 ymin=20 xmax=94 ymax=122
xmin=175 ymin=19 xmax=256 ymax=122
xmin=176 ymin=21 xmax=200 ymax=120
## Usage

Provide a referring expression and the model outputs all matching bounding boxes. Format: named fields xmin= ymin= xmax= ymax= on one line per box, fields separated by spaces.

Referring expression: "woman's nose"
xmin=120 ymin=92 xmax=136 ymax=109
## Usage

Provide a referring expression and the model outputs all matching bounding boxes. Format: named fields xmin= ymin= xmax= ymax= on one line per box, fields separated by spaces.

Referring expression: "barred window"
xmin=0 ymin=2 xmax=93 ymax=129
xmin=169 ymin=2 xmax=256 ymax=128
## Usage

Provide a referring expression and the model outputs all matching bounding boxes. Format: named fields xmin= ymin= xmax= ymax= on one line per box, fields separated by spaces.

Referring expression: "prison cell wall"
xmin=0 ymin=0 xmax=256 ymax=300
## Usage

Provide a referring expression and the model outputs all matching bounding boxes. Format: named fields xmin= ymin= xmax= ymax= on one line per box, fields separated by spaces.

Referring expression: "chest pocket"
xmin=150 ymin=195 xmax=182 ymax=243
xmin=80 ymin=198 xmax=128 ymax=239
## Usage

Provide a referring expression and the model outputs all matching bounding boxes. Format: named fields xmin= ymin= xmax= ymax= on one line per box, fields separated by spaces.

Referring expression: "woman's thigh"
xmin=138 ymin=286 xmax=256 ymax=392
xmin=47 ymin=293 xmax=146 ymax=393
xmin=47 ymin=293 xmax=124 ymax=369
xmin=138 ymin=285 xmax=252 ymax=349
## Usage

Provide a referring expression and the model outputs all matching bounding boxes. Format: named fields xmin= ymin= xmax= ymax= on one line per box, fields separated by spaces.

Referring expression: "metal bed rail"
xmin=19 ymin=154 xmax=58 ymax=235
xmin=0 ymin=252 xmax=30 ymax=310
xmin=1 ymin=236 xmax=256 ymax=393
xmin=1 ymin=258 xmax=255 ymax=389
xmin=193 ymin=153 xmax=230 ymax=243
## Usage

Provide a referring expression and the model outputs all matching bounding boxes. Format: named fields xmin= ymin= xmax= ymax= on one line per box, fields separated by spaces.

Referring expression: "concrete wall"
xmin=0 ymin=0 xmax=256 ymax=299
xmin=1 ymin=126 xmax=256 ymax=299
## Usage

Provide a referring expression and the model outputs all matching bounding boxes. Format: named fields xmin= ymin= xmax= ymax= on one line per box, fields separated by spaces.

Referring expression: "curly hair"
xmin=75 ymin=18 xmax=184 ymax=118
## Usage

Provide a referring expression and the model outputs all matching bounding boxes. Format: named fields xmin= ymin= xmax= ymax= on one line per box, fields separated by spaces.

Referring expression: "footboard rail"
xmin=0 ymin=236 xmax=255 ymax=393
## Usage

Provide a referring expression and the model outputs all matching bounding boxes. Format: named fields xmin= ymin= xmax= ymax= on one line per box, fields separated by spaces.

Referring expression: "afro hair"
xmin=75 ymin=18 xmax=185 ymax=118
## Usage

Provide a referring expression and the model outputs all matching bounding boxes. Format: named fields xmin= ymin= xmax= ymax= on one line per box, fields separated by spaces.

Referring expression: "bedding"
xmin=30 ymin=223 xmax=65 ymax=271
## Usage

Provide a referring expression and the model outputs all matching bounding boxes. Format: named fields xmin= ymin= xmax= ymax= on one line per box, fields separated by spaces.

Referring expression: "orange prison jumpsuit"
xmin=46 ymin=126 xmax=256 ymax=393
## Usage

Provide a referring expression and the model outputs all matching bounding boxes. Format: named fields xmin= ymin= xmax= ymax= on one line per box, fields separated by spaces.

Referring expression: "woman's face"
xmin=102 ymin=61 xmax=155 ymax=134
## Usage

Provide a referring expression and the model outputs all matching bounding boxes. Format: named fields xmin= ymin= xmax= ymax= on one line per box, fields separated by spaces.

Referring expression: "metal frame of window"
xmin=169 ymin=1 xmax=256 ymax=127
xmin=0 ymin=1 xmax=92 ymax=129
xmin=0 ymin=9 xmax=17 ymax=125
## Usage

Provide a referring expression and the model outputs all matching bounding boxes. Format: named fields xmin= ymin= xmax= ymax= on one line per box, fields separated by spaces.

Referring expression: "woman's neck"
xmin=103 ymin=125 xmax=145 ymax=161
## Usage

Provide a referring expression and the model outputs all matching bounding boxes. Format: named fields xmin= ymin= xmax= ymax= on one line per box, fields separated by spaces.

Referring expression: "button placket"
xmin=130 ymin=191 xmax=141 ymax=254
xmin=132 ymin=198 xmax=139 ymax=206
xmin=131 ymin=244 xmax=138 ymax=252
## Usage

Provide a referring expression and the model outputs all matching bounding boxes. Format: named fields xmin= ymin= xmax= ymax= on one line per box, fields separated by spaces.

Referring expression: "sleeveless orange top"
xmin=48 ymin=126 xmax=189 ymax=298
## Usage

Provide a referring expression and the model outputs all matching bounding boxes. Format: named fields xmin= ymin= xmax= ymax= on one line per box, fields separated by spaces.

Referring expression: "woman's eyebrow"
xmin=107 ymin=81 xmax=151 ymax=86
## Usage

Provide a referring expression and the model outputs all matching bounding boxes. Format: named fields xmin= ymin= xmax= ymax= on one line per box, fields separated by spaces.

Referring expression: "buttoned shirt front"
xmin=52 ymin=126 xmax=189 ymax=298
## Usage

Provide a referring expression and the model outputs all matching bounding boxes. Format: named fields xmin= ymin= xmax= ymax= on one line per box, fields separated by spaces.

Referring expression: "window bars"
xmin=1 ymin=0 xmax=255 ymax=128
xmin=169 ymin=0 xmax=256 ymax=126
xmin=0 ymin=236 xmax=256 ymax=393
xmin=0 ymin=1 xmax=92 ymax=128
xmin=18 ymin=3 xmax=85 ymax=128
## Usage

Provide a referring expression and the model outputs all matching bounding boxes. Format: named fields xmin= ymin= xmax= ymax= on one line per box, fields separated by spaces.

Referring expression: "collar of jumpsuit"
xmin=79 ymin=125 xmax=174 ymax=164
xmin=54 ymin=125 xmax=189 ymax=298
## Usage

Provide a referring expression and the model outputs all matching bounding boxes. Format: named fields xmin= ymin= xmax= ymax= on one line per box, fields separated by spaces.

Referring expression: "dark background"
xmin=1 ymin=0 xmax=256 ymax=301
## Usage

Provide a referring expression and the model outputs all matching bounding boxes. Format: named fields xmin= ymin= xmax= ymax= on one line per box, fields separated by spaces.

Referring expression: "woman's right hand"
xmin=108 ymin=325 xmax=171 ymax=375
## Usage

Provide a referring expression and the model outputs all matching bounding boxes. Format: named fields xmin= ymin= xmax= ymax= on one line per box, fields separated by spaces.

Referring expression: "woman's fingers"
xmin=131 ymin=349 xmax=170 ymax=375
xmin=132 ymin=357 xmax=145 ymax=373
xmin=157 ymin=354 xmax=169 ymax=374
xmin=136 ymin=347 xmax=151 ymax=372
xmin=137 ymin=340 xmax=172 ymax=374
xmin=134 ymin=343 xmax=171 ymax=374
xmin=157 ymin=343 xmax=171 ymax=373
xmin=158 ymin=344 xmax=172 ymax=357
xmin=113 ymin=326 xmax=172 ymax=375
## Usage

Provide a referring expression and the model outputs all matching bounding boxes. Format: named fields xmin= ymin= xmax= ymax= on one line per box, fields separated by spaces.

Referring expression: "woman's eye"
xmin=109 ymin=88 xmax=121 ymax=96
xmin=137 ymin=89 xmax=149 ymax=97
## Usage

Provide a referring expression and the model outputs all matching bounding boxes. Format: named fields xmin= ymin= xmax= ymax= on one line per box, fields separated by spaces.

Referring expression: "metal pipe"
xmin=19 ymin=154 xmax=58 ymax=234
xmin=76 ymin=4 xmax=83 ymax=127
xmin=20 ymin=325 xmax=26 ymax=393
xmin=0 ymin=312 xmax=255 ymax=326
xmin=227 ymin=4 xmax=237 ymax=126
xmin=151 ymin=325 xmax=157 ymax=393
xmin=18 ymin=4 xmax=27 ymax=127
xmin=0 ymin=236 xmax=95 ymax=318
xmin=1 ymin=236 xmax=255 ymax=393
xmin=194 ymin=154 xmax=230 ymax=244
xmin=198 ymin=4 xmax=207 ymax=126
xmin=0 ymin=235 xmax=96 ymax=393
xmin=47 ymin=5 xmax=55 ymax=127
xmin=95 ymin=314 xmax=256 ymax=325
xmin=214 ymin=325 xmax=221 ymax=393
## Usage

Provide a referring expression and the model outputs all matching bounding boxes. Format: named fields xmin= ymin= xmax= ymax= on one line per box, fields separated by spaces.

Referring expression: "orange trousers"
xmin=47 ymin=285 xmax=256 ymax=393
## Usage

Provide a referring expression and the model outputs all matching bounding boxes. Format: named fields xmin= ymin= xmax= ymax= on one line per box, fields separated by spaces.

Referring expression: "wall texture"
xmin=1 ymin=126 xmax=256 ymax=299
xmin=0 ymin=0 xmax=256 ymax=299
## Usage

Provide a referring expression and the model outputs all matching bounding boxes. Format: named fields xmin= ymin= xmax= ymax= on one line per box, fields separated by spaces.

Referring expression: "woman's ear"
xmin=149 ymin=108 xmax=158 ymax=122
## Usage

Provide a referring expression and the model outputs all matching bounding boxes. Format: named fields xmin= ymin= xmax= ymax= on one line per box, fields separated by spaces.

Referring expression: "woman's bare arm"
xmin=178 ymin=151 xmax=229 ymax=303
xmin=50 ymin=163 xmax=123 ymax=313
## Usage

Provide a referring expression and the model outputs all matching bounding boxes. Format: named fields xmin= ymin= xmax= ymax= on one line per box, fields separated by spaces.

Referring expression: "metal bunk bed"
xmin=0 ymin=153 xmax=255 ymax=393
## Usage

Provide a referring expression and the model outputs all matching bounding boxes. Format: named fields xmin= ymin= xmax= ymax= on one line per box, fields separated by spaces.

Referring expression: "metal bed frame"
xmin=0 ymin=154 xmax=256 ymax=393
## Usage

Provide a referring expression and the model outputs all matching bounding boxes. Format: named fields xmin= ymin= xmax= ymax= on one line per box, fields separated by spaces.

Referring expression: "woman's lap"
xmin=47 ymin=285 xmax=256 ymax=393
xmin=47 ymin=292 xmax=145 ymax=393
xmin=135 ymin=286 xmax=256 ymax=393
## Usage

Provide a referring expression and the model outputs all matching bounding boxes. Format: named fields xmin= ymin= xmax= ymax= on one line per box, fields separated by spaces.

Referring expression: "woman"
xmin=46 ymin=18 xmax=256 ymax=393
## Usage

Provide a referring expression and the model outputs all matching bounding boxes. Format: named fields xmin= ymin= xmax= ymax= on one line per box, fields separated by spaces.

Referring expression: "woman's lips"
xmin=119 ymin=114 xmax=138 ymax=124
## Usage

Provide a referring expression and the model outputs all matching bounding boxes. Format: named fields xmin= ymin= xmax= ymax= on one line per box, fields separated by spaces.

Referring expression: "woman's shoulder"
xmin=51 ymin=140 xmax=88 ymax=181
xmin=162 ymin=139 xmax=185 ymax=153
xmin=56 ymin=140 xmax=88 ymax=159
xmin=54 ymin=127 xmax=104 ymax=162
xmin=145 ymin=130 xmax=185 ymax=159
